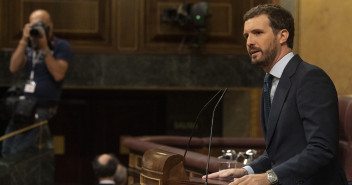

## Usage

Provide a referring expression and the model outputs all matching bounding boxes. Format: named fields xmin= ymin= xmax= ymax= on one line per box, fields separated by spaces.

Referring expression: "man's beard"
xmin=250 ymin=41 xmax=277 ymax=68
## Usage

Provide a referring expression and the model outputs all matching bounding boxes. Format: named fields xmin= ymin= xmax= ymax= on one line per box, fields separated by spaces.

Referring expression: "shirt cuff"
xmin=242 ymin=166 xmax=254 ymax=174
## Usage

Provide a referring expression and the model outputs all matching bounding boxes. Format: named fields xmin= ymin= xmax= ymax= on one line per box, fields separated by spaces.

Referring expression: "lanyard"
xmin=29 ymin=50 xmax=43 ymax=81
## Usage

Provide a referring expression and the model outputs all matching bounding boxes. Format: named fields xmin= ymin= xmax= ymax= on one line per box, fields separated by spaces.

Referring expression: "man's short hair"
xmin=243 ymin=4 xmax=295 ymax=49
xmin=92 ymin=153 xmax=119 ymax=178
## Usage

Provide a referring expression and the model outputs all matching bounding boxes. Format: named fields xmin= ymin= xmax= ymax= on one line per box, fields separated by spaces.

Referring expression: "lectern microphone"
xmin=205 ymin=88 xmax=227 ymax=185
xmin=183 ymin=88 xmax=225 ymax=158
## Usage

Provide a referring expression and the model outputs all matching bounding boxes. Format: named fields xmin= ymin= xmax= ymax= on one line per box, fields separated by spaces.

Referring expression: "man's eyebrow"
xmin=251 ymin=28 xmax=264 ymax=33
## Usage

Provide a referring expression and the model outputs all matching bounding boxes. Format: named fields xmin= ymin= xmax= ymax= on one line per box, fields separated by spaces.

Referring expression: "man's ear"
xmin=279 ymin=29 xmax=289 ymax=45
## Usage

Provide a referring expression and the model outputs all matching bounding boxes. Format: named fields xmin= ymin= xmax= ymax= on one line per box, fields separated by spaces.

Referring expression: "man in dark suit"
xmin=203 ymin=4 xmax=347 ymax=185
xmin=92 ymin=153 xmax=125 ymax=185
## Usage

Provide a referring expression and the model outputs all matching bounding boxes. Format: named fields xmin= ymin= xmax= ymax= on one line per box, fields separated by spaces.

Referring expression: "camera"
xmin=162 ymin=2 xmax=208 ymax=28
xmin=29 ymin=21 xmax=50 ymax=38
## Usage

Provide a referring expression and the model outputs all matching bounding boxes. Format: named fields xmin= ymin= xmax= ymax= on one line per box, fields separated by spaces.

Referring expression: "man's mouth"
xmin=249 ymin=49 xmax=261 ymax=56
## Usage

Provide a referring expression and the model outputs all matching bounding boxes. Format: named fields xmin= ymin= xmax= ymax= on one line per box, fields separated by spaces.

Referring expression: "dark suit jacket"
xmin=249 ymin=55 xmax=347 ymax=185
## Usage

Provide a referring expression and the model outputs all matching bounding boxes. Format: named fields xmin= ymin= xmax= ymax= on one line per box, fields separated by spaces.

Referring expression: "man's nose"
xmin=246 ymin=34 xmax=254 ymax=47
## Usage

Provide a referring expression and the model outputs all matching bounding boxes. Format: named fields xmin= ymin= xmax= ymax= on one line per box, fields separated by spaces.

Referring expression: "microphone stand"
xmin=184 ymin=89 xmax=224 ymax=158
xmin=205 ymin=88 xmax=227 ymax=185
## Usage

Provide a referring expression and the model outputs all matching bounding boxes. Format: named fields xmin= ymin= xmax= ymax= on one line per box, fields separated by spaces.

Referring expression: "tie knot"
xmin=264 ymin=73 xmax=272 ymax=83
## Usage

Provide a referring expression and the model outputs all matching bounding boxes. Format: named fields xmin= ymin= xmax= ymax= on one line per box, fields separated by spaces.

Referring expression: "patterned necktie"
xmin=263 ymin=73 xmax=273 ymax=123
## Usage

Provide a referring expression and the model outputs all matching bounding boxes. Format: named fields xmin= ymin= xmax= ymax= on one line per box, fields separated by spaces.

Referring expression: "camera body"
xmin=29 ymin=21 xmax=50 ymax=39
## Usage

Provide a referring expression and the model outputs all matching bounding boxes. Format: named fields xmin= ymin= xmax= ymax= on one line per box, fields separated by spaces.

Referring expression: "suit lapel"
xmin=265 ymin=55 xmax=302 ymax=146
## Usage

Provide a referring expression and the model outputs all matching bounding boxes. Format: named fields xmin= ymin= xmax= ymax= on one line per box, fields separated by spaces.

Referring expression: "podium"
xmin=140 ymin=148 xmax=229 ymax=185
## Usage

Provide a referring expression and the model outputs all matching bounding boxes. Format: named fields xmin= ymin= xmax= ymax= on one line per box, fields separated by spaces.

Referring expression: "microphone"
xmin=205 ymin=88 xmax=227 ymax=185
xmin=183 ymin=89 xmax=225 ymax=158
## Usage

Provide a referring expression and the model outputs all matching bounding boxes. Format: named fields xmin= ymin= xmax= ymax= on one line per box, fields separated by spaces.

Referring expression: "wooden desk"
xmin=123 ymin=136 xmax=265 ymax=185
xmin=140 ymin=148 xmax=234 ymax=185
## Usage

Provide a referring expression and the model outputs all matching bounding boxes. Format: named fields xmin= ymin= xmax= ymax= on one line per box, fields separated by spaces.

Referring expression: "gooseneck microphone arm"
xmin=205 ymin=88 xmax=227 ymax=185
xmin=184 ymin=89 xmax=224 ymax=158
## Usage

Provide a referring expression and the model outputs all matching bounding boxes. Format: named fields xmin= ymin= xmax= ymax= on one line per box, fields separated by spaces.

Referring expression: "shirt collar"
xmin=99 ymin=180 xmax=115 ymax=184
xmin=269 ymin=52 xmax=294 ymax=78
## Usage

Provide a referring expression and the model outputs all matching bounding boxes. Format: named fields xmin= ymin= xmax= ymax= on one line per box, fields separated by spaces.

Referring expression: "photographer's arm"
xmin=44 ymin=54 xmax=68 ymax=82
xmin=9 ymin=24 xmax=31 ymax=73
xmin=37 ymin=32 xmax=69 ymax=82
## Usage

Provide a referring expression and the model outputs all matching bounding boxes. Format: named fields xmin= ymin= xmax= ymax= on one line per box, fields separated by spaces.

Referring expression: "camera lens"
xmin=30 ymin=27 xmax=42 ymax=38
xmin=29 ymin=21 xmax=47 ymax=38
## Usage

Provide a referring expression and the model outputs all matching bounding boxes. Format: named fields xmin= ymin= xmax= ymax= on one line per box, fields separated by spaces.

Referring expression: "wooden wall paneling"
xmin=139 ymin=0 xmax=146 ymax=54
xmin=117 ymin=0 xmax=139 ymax=52
xmin=0 ymin=0 xmax=278 ymax=53
xmin=141 ymin=0 xmax=176 ymax=53
xmin=140 ymin=0 xmax=276 ymax=55
xmin=141 ymin=0 xmax=252 ymax=54
xmin=0 ymin=0 xmax=2 ymax=50
xmin=0 ymin=0 xmax=116 ymax=53
xmin=46 ymin=0 xmax=116 ymax=53
xmin=202 ymin=1 xmax=248 ymax=54
xmin=0 ymin=0 xmax=24 ymax=50
xmin=142 ymin=0 xmax=201 ymax=53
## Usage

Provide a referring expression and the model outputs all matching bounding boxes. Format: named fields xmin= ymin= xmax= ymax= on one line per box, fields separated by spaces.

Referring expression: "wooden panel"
xmin=35 ymin=0 xmax=114 ymax=53
xmin=45 ymin=2 xmax=99 ymax=34
xmin=0 ymin=1 xmax=2 ymax=50
xmin=0 ymin=0 xmax=275 ymax=54
xmin=117 ymin=0 xmax=139 ymax=52
xmin=0 ymin=0 xmax=24 ymax=50
xmin=207 ymin=3 xmax=232 ymax=36
xmin=0 ymin=0 xmax=115 ymax=52
xmin=141 ymin=0 xmax=272 ymax=54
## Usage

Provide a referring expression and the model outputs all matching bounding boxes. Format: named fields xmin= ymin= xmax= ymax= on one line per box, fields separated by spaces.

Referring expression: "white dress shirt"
xmin=99 ymin=179 xmax=115 ymax=184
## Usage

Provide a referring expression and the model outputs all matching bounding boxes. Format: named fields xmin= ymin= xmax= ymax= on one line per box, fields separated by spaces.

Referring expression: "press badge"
xmin=24 ymin=80 xmax=36 ymax=93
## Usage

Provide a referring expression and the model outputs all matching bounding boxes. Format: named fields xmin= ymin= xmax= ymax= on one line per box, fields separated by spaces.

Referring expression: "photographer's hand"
xmin=22 ymin=23 xmax=31 ymax=42
xmin=9 ymin=23 xmax=31 ymax=73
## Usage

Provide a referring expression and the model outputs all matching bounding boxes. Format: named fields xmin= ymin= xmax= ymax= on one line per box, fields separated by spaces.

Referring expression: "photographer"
xmin=2 ymin=9 xmax=71 ymax=157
